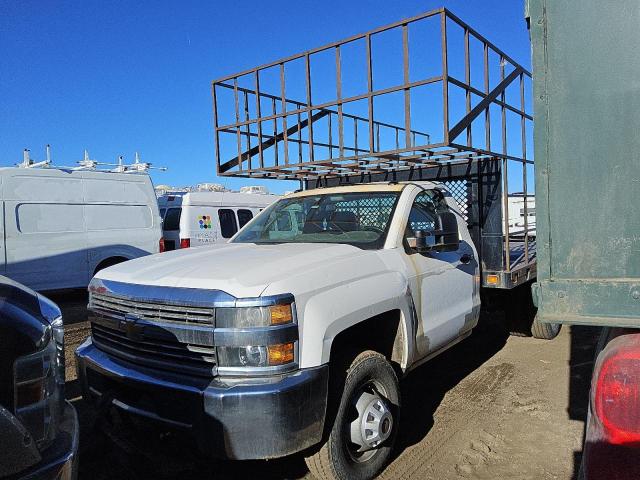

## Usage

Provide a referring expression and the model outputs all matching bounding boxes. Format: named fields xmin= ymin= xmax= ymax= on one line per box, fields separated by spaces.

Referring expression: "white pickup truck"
xmin=76 ymin=181 xmax=547 ymax=480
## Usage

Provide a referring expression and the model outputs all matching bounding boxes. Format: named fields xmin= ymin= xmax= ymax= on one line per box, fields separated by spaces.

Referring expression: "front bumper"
xmin=10 ymin=401 xmax=80 ymax=480
xmin=75 ymin=338 xmax=328 ymax=460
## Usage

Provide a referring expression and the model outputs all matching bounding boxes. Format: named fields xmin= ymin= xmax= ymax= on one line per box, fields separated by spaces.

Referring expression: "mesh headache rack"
xmin=211 ymin=8 xmax=535 ymax=287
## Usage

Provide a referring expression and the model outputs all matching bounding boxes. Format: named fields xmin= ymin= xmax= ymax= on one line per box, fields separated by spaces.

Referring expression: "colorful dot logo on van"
xmin=199 ymin=215 xmax=212 ymax=229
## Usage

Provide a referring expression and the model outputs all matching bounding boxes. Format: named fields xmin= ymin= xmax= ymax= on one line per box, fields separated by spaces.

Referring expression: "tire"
xmin=531 ymin=314 xmax=562 ymax=340
xmin=305 ymin=351 xmax=400 ymax=480
xmin=502 ymin=283 xmax=561 ymax=340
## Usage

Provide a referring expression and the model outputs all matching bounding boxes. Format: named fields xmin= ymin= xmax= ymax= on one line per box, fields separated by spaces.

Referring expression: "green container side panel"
xmin=529 ymin=0 xmax=640 ymax=325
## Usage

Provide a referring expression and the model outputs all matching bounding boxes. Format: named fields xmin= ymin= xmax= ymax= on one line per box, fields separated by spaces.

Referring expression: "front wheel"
xmin=305 ymin=351 xmax=400 ymax=480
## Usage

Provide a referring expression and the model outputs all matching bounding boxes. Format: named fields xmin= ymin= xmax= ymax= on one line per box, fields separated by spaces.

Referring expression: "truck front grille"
xmin=91 ymin=292 xmax=214 ymax=325
xmin=91 ymin=323 xmax=217 ymax=377
xmin=89 ymin=291 xmax=217 ymax=377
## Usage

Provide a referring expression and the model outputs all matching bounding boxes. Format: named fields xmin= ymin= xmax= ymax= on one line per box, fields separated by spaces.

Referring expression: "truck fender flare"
xmin=299 ymin=276 xmax=416 ymax=371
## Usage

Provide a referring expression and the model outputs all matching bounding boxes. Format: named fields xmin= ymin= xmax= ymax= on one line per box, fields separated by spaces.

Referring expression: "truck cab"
xmin=76 ymin=181 xmax=481 ymax=479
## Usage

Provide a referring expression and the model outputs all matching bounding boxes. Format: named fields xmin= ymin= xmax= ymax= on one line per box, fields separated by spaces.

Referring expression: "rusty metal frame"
xmin=211 ymin=7 xmax=534 ymax=272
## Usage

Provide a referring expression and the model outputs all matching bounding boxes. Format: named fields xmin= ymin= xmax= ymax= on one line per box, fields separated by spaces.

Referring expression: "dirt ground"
xmin=52 ymin=291 xmax=600 ymax=480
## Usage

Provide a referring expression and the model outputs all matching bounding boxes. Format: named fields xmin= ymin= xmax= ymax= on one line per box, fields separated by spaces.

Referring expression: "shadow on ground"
xmin=394 ymin=313 xmax=509 ymax=455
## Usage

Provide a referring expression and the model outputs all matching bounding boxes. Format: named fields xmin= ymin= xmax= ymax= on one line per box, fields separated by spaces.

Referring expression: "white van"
xmin=158 ymin=190 xmax=280 ymax=250
xmin=0 ymin=167 xmax=162 ymax=291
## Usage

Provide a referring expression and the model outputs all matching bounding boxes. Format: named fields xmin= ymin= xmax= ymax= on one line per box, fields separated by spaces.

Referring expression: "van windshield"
xmin=232 ymin=192 xmax=400 ymax=250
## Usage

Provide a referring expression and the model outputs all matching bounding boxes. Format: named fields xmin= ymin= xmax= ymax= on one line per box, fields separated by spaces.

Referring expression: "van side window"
xmin=159 ymin=208 xmax=166 ymax=219
xmin=85 ymin=205 xmax=152 ymax=230
xmin=218 ymin=209 xmax=238 ymax=238
xmin=164 ymin=208 xmax=182 ymax=231
xmin=237 ymin=209 xmax=253 ymax=229
xmin=16 ymin=204 xmax=84 ymax=233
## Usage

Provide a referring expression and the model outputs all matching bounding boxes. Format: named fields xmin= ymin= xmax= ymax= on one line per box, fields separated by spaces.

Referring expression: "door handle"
xmin=460 ymin=253 xmax=472 ymax=264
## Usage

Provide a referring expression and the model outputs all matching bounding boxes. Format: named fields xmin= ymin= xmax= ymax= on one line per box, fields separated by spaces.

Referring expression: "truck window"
xmin=159 ymin=208 xmax=166 ymax=219
xmin=233 ymin=192 xmax=400 ymax=250
xmin=218 ymin=209 xmax=238 ymax=238
xmin=276 ymin=211 xmax=292 ymax=231
xmin=405 ymin=191 xmax=449 ymax=236
xmin=163 ymin=208 xmax=181 ymax=231
xmin=237 ymin=209 xmax=253 ymax=228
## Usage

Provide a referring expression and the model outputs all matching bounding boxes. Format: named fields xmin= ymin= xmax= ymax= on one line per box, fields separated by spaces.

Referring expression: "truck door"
xmin=403 ymin=191 xmax=478 ymax=357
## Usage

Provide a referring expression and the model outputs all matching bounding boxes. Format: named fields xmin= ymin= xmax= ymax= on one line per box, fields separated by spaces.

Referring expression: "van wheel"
xmin=531 ymin=314 xmax=562 ymax=340
xmin=305 ymin=351 xmax=399 ymax=480
xmin=94 ymin=257 xmax=127 ymax=275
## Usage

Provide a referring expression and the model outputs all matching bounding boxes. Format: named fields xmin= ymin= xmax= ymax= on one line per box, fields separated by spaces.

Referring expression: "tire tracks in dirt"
xmin=381 ymin=362 xmax=515 ymax=480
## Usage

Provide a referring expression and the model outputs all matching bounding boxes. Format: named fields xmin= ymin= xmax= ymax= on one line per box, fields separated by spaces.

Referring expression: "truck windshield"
xmin=232 ymin=192 xmax=400 ymax=250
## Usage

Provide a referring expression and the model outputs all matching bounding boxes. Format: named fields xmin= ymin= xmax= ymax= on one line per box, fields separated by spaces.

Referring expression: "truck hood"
xmin=96 ymin=242 xmax=372 ymax=298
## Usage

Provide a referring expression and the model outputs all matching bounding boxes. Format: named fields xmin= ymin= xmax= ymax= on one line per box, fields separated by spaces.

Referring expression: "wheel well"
xmin=94 ymin=256 xmax=128 ymax=275
xmin=329 ymin=310 xmax=405 ymax=372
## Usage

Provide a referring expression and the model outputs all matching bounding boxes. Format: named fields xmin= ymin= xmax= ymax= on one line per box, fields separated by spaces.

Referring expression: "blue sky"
xmin=0 ymin=0 xmax=532 ymax=194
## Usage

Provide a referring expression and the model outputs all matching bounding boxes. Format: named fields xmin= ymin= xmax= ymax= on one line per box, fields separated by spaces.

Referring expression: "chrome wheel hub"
xmin=349 ymin=390 xmax=393 ymax=453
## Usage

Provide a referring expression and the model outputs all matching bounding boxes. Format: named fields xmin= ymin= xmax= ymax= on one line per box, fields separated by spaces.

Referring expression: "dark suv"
xmin=0 ymin=275 xmax=79 ymax=479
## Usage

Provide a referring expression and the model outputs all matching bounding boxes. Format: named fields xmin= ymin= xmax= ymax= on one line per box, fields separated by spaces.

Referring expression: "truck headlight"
xmin=215 ymin=299 xmax=297 ymax=373
xmin=13 ymin=294 xmax=65 ymax=449
xmin=217 ymin=343 xmax=295 ymax=368
xmin=216 ymin=304 xmax=293 ymax=328
xmin=38 ymin=294 xmax=65 ymax=393
xmin=13 ymin=329 xmax=61 ymax=449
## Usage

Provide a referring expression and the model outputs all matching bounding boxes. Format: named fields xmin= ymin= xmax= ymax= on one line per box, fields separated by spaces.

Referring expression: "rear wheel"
xmin=502 ymin=282 xmax=561 ymax=340
xmin=531 ymin=314 xmax=562 ymax=340
xmin=305 ymin=351 xmax=400 ymax=480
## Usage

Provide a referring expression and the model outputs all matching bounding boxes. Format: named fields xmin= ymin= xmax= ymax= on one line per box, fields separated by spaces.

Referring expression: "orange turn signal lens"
xmin=267 ymin=342 xmax=295 ymax=365
xmin=486 ymin=274 xmax=500 ymax=286
xmin=269 ymin=304 xmax=293 ymax=325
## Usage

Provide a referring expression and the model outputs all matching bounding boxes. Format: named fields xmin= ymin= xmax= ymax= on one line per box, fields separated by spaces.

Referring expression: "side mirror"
xmin=407 ymin=211 xmax=460 ymax=253
xmin=407 ymin=229 xmax=434 ymax=253
xmin=434 ymin=211 xmax=460 ymax=252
